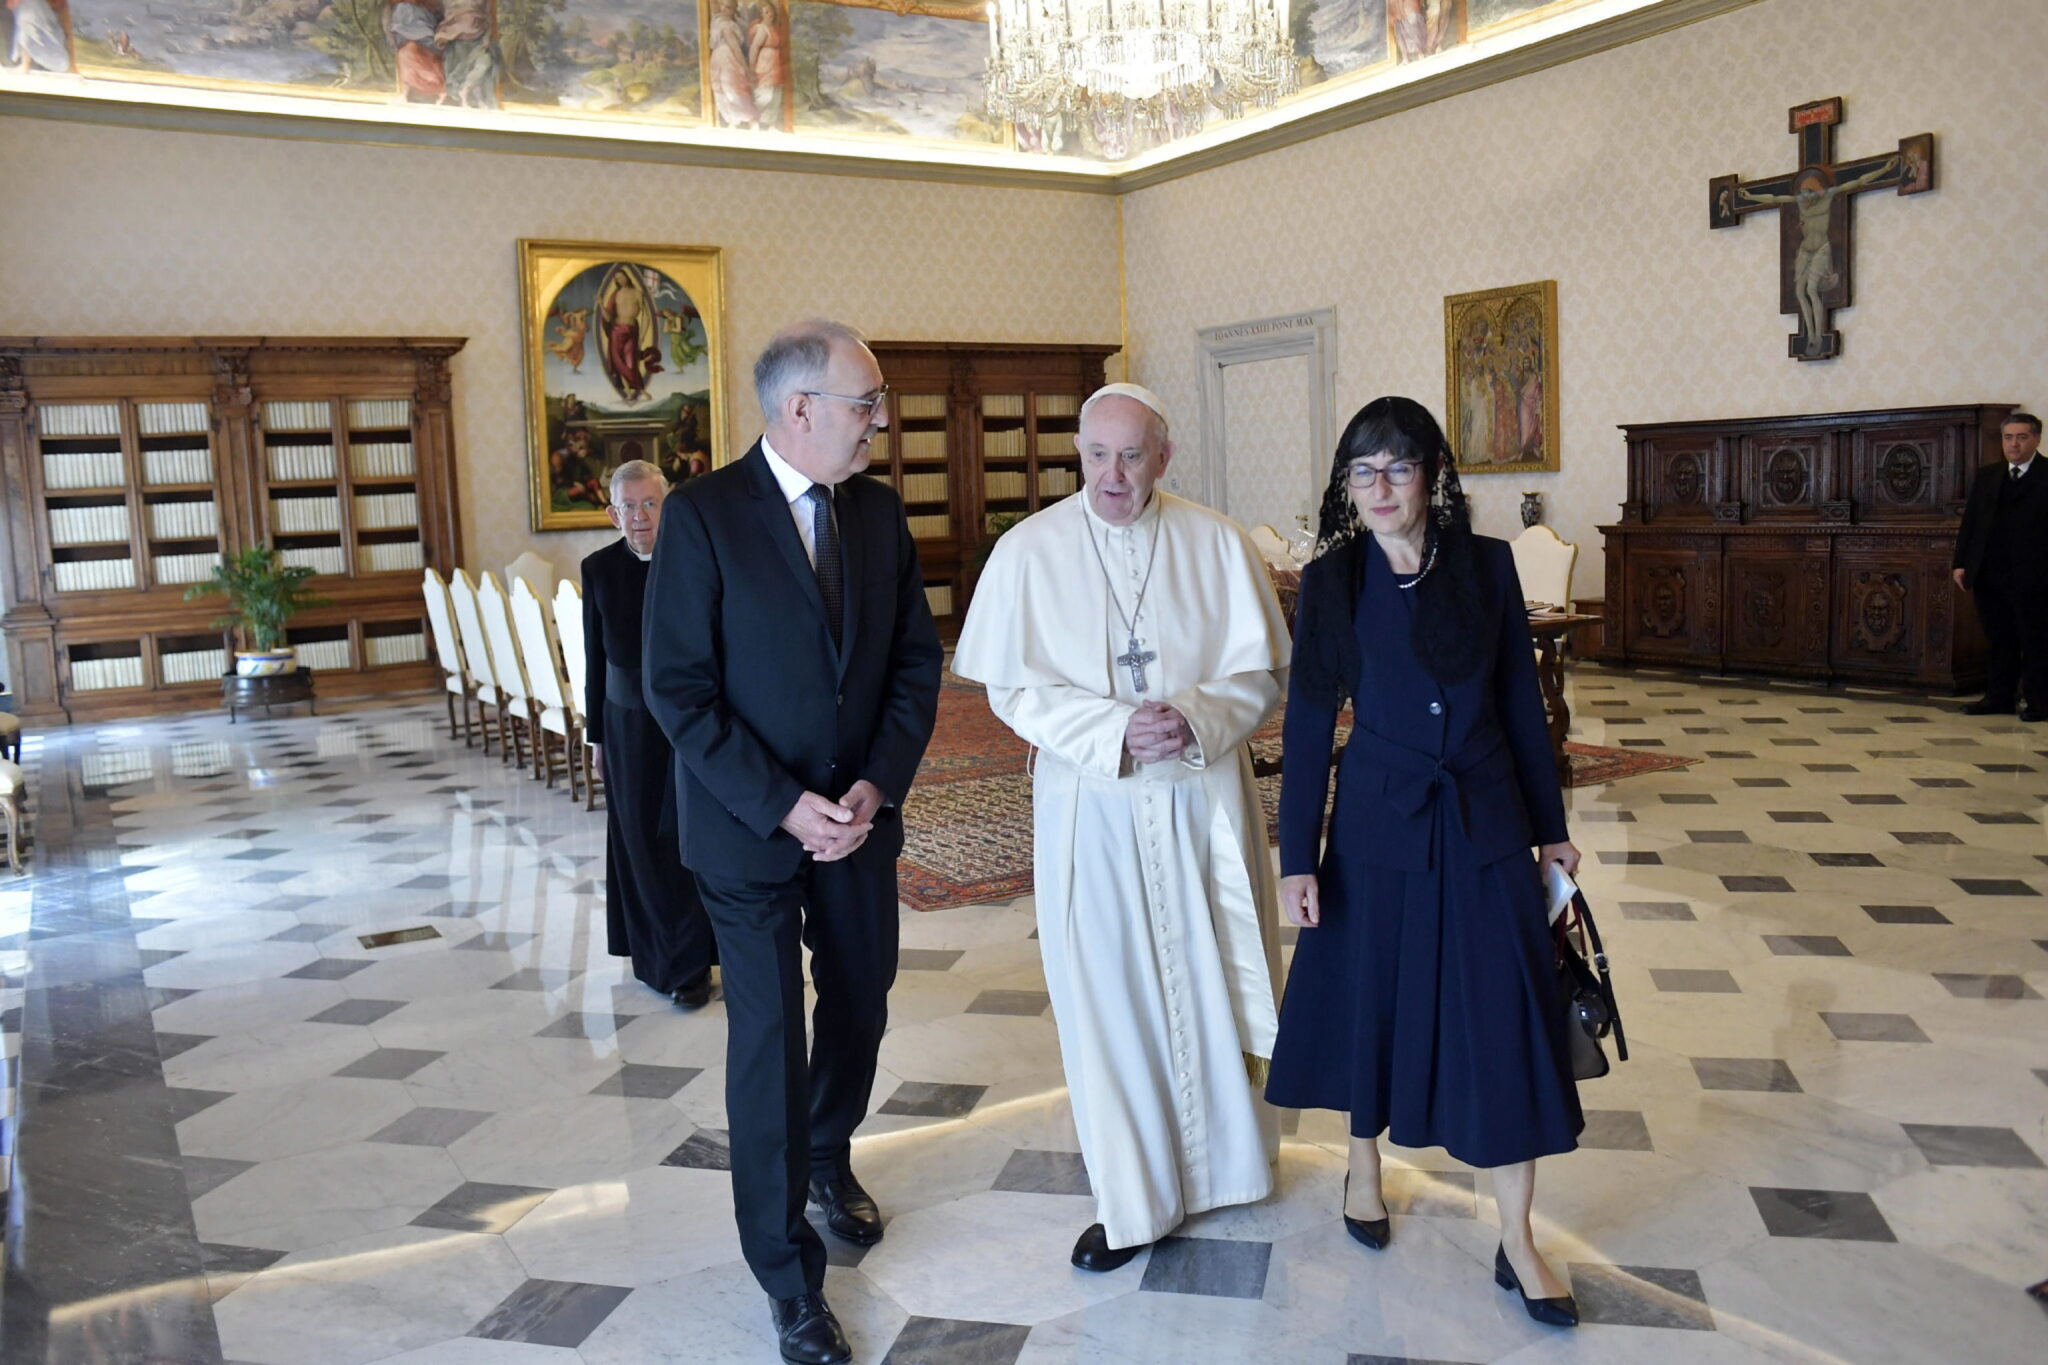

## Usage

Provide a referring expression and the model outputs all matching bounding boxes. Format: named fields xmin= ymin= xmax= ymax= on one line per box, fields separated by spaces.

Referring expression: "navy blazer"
xmin=641 ymin=442 xmax=943 ymax=882
xmin=1279 ymin=534 xmax=1568 ymax=876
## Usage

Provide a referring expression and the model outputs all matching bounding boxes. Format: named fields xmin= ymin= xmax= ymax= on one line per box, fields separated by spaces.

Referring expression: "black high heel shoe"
xmin=1341 ymin=1173 xmax=1390 ymax=1251
xmin=1494 ymin=1244 xmax=1578 ymax=1327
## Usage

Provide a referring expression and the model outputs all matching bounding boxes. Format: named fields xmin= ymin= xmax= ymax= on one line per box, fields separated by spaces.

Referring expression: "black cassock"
xmin=581 ymin=538 xmax=716 ymax=993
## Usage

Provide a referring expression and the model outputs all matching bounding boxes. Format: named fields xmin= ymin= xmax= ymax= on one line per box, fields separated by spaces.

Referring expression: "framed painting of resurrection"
xmin=518 ymin=239 xmax=729 ymax=532
xmin=1443 ymin=279 xmax=1559 ymax=474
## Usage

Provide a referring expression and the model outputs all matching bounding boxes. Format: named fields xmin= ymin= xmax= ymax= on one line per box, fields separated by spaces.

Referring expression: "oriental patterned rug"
xmin=899 ymin=674 xmax=1699 ymax=911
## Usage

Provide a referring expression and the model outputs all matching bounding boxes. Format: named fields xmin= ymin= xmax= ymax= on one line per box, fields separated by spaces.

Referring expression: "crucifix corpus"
xmin=1117 ymin=636 xmax=1157 ymax=693
xmin=1709 ymin=97 xmax=1934 ymax=361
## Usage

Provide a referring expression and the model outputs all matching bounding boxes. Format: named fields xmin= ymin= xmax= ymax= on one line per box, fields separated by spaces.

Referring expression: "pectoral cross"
xmin=1708 ymin=97 xmax=1933 ymax=361
xmin=1117 ymin=636 xmax=1157 ymax=694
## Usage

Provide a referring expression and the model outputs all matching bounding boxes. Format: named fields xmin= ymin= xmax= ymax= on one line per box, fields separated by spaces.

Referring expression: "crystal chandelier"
xmin=986 ymin=1 xmax=1300 ymax=156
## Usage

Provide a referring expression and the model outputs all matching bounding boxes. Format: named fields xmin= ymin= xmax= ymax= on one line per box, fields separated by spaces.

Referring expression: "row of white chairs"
xmin=420 ymin=560 xmax=600 ymax=807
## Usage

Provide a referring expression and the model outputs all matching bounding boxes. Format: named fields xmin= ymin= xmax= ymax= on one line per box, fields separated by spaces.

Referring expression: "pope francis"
xmin=953 ymin=383 xmax=1292 ymax=1270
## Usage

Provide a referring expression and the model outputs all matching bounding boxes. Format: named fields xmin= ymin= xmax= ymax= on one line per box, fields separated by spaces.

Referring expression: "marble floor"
xmin=1 ymin=666 xmax=2045 ymax=1365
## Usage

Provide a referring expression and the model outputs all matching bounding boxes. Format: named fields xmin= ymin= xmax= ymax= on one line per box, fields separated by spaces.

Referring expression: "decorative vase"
xmin=235 ymin=648 xmax=297 ymax=678
xmin=1520 ymin=491 xmax=1544 ymax=528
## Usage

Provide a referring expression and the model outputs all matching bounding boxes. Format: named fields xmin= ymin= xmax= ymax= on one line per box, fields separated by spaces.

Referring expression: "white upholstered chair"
xmin=1249 ymin=524 xmax=1295 ymax=572
xmin=1509 ymin=525 xmax=1577 ymax=612
xmin=477 ymin=572 xmax=538 ymax=772
xmin=0 ymin=756 xmax=23 ymax=872
xmin=504 ymin=551 xmax=557 ymax=606
xmin=448 ymin=569 xmax=504 ymax=758
xmin=551 ymin=578 xmax=604 ymax=810
xmin=511 ymin=578 xmax=582 ymax=797
xmin=421 ymin=568 xmax=474 ymax=745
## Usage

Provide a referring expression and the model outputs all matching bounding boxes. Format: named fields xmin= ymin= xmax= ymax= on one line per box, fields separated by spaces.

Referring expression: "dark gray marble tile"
xmin=591 ymin=1064 xmax=701 ymax=1099
xmin=1720 ymin=876 xmax=1794 ymax=893
xmin=965 ymin=990 xmax=1052 ymax=1016
xmin=1687 ymin=830 xmax=1749 ymax=843
xmin=410 ymin=1181 xmax=553 ymax=1235
xmin=307 ymin=998 xmax=409 ymax=1026
xmin=1911 ymin=777 xmax=1971 ymax=788
xmin=1820 ymin=1012 xmax=1929 ymax=1043
xmin=396 ymin=874 xmax=458 ymax=890
xmin=1892 ymin=831 xmax=1963 ymax=846
xmin=1568 ymin=1263 xmax=1714 ymax=1330
xmin=469 ymin=1277 xmax=631 ymax=1349
xmin=1727 ymin=773 xmax=1780 ymax=783
xmin=1619 ymin=901 xmax=1696 ymax=922
xmin=1804 ymin=763 xmax=1857 ymax=773
xmin=1597 ymin=850 xmax=1662 ymax=865
xmin=879 ymin=1082 xmax=988 ymax=1118
xmin=1953 ymin=878 xmax=2040 ymax=897
xmin=897 ymin=948 xmax=966 ymax=972
xmin=164 ymin=1087 xmax=234 ymax=1123
xmin=1968 ymin=811 xmax=2039 ymax=825
xmin=661 ymin=1129 xmax=732 ymax=1171
xmin=1809 ymin=852 xmax=1883 ymax=868
xmin=283 ymin=957 xmax=374 ymax=981
xmin=1748 ymin=1187 xmax=1895 ymax=1242
xmin=1766 ymin=811 xmax=1829 ymax=823
xmin=156 ymin=1031 xmax=214 ymax=1061
xmin=1659 ymin=794 xmax=1717 ymax=805
xmin=1862 ymin=904 xmax=1949 ymax=925
xmin=534 ymin=1012 xmax=635 ymax=1041
xmin=222 ymin=848 xmax=286 ymax=862
xmin=991 ymin=1148 xmax=1091 ymax=1197
xmin=1579 ymin=1109 xmax=1655 ymax=1152
xmin=1651 ymin=969 xmax=1740 ymax=994
xmin=264 ymin=923 xmax=343 ymax=943
xmin=199 ymin=1242 xmax=286 ymax=1276
xmin=238 ymin=869 xmax=302 ymax=885
xmin=1901 ymin=1123 xmax=2044 ymax=1169
xmin=1934 ymin=973 xmax=2041 ymax=1000
xmin=367 ymin=1106 xmax=492 ymax=1146
xmin=1139 ymin=1236 xmax=1270 ymax=1299
xmin=1349 ymin=1356 xmax=1481 ymax=1365
xmin=1691 ymin=1057 xmax=1801 ymax=1093
xmin=332 ymin=1046 xmax=443 ymax=1079
xmin=454 ymin=932 xmax=535 ymax=951
xmin=883 ymin=1316 xmax=1033 ymax=1365
xmin=492 ymin=968 xmax=580 ymax=992
xmin=1764 ymin=935 xmax=1851 ymax=957
xmin=428 ymin=900 xmax=497 ymax=918
xmin=1575 ymin=810 xmax=1636 ymax=823
xmin=1842 ymin=793 xmax=1904 ymax=805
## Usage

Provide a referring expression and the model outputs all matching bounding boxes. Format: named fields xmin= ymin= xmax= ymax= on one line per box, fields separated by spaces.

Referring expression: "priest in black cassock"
xmin=582 ymin=459 xmax=717 ymax=1006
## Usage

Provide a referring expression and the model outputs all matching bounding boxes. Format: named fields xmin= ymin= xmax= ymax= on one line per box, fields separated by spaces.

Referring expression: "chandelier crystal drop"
xmin=985 ymin=0 xmax=1300 ymax=155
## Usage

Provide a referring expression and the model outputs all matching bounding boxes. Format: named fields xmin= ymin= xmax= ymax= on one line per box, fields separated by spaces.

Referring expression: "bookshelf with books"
xmin=867 ymin=341 xmax=1115 ymax=637
xmin=0 ymin=336 xmax=465 ymax=723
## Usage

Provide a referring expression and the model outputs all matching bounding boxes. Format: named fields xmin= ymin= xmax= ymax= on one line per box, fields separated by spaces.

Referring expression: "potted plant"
xmin=185 ymin=546 xmax=330 ymax=677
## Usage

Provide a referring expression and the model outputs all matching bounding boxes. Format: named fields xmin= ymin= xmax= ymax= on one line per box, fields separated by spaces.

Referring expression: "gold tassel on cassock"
xmin=1244 ymin=1053 xmax=1271 ymax=1088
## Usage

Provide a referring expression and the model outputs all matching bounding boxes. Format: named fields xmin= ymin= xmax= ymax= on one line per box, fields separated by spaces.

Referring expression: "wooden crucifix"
xmin=1709 ymin=97 xmax=1934 ymax=361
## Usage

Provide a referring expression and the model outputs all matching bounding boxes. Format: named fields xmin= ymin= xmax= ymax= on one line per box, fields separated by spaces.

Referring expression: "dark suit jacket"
xmin=580 ymin=538 xmax=649 ymax=746
xmin=1954 ymin=459 xmax=2048 ymax=594
xmin=642 ymin=442 xmax=944 ymax=882
xmin=1279 ymin=534 xmax=1568 ymax=876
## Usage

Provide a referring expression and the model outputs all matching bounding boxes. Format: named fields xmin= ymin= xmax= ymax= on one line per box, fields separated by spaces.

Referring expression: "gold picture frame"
xmin=518 ymin=239 xmax=730 ymax=532
xmin=1443 ymin=279 xmax=1560 ymax=475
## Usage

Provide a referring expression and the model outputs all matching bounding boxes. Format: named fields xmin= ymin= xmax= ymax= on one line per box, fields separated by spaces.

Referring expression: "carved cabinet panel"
xmin=1603 ymin=404 xmax=2012 ymax=691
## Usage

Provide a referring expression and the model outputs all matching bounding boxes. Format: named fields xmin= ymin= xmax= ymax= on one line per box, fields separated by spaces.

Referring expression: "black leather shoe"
xmin=769 ymin=1292 xmax=851 ymax=1365
xmin=1494 ymin=1244 xmax=1578 ymax=1327
xmin=670 ymin=970 xmax=714 ymax=1010
xmin=807 ymin=1169 xmax=884 ymax=1245
xmin=1070 ymin=1222 xmax=1146 ymax=1272
xmin=1964 ymin=696 xmax=2017 ymax=716
xmin=1341 ymin=1173 xmax=1390 ymax=1251
xmin=2021 ymin=707 xmax=2047 ymax=723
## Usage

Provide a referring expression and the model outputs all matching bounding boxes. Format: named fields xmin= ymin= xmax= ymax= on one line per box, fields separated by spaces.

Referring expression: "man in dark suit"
xmin=1954 ymin=412 xmax=2047 ymax=720
xmin=643 ymin=319 xmax=942 ymax=1365
xmin=580 ymin=459 xmax=716 ymax=1007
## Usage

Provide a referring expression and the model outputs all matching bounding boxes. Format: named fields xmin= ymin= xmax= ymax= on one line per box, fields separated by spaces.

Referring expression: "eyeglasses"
xmin=804 ymin=386 xmax=890 ymax=420
xmin=611 ymin=497 xmax=662 ymax=515
xmin=1345 ymin=460 xmax=1422 ymax=489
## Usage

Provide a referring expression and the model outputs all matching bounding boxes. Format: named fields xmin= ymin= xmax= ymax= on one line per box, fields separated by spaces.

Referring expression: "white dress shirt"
xmin=760 ymin=436 xmax=834 ymax=568
xmin=2010 ymin=456 xmax=2035 ymax=480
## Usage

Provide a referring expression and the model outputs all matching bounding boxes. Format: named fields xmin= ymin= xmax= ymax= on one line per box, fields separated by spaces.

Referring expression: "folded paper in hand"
xmin=1544 ymin=860 xmax=1578 ymax=926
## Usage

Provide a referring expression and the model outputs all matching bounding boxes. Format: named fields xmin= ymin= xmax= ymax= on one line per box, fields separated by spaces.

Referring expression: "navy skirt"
xmin=1266 ymin=829 xmax=1584 ymax=1169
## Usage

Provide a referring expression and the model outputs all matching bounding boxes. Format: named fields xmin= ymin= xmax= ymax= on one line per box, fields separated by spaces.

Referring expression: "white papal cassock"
xmin=953 ymin=489 xmax=1292 ymax=1249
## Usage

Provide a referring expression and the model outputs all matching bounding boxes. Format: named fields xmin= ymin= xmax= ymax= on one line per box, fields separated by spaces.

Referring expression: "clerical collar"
xmin=1080 ymin=486 xmax=1164 ymax=533
xmin=759 ymin=436 xmax=818 ymax=507
xmin=629 ymin=545 xmax=652 ymax=562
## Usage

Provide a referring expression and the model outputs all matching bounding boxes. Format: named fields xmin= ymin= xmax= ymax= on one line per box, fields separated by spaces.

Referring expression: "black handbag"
xmin=1554 ymin=888 xmax=1627 ymax=1082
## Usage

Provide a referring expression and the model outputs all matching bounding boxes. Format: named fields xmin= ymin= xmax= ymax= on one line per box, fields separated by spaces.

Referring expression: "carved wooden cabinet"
xmin=0 ymin=337 xmax=466 ymax=724
xmin=1600 ymin=404 xmax=2010 ymax=689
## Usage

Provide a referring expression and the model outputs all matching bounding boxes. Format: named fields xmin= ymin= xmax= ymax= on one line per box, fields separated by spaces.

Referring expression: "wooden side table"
xmin=223 ymin=669 xmax=316 ymax=722
xmin=1527 ymin=614 xmax=1601 ymax=788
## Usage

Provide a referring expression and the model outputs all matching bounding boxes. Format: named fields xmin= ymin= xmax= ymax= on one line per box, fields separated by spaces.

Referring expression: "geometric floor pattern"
xmin=1 ymin=662 xmax=2044 ymax=1363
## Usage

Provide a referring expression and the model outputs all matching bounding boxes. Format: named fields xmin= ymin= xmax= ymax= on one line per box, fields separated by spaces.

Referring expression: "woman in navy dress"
xmin=1265 ymin=397 xmax=1585 ymax=1326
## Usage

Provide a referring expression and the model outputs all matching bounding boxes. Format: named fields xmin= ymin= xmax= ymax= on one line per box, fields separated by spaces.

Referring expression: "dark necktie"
xmin=809 ymin=483 xmax=843 ymax=649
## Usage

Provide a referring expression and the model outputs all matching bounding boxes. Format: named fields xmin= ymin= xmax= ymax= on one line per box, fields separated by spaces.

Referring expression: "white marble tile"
xmin=576 ymin=1261 xmax=907 ymax=1365
xmin=446 ymin=1095 xmax=694 ymax=1190
xmin=1642 ymin=1092 xmax=1925 ymax=1193
xmin=152 ymin=977 xmax=350 ymax=1036
xmin=500 ymin=1167 xmax=743 ymax=1287
xmin=1871 ymin=1165 xmax=2048 ymax=1286
xmin=194 ymin=1142 xmax=465 ymax=1252
xmin=858 ymin=1189 xmax=1136 ymax=1324
xmin=142 ymin=939 xmax=321 ymax=991
xmin=363 ymin=990 xmax=564 ymax=1054
xmin=877 ymin=1012 xmax=1063 ymax=1086
xmin=178 ymin=1077 xmax=418 ymax=1162
xmin=403 ymin=1037 xmax=623 ymax=1112
xmin=165 ymin=1021 xmax=380 ymax=1093
xmin=214 ymin=1226 xmax=526 ymax=1365
xmin=365 ymin=1339 xmax=581 ymax=1365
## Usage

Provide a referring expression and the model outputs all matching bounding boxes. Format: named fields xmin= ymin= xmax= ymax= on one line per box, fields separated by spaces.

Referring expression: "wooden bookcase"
xmin=866 ymin=341 xmax=1117 ymax=637
xmin=0 ymin=336 xmax=465 ymax=724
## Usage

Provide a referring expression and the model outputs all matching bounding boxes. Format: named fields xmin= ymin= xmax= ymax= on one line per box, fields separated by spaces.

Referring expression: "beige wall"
xmin=0 ymin=118 xmax=1121 ymax=578
xmin=1121 ymin=0 xmax=2048 ymax=600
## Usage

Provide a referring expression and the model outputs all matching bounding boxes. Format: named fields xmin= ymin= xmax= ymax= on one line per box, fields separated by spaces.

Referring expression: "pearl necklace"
xmin=1394 ymin=536 xmax=1438 ymax=590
